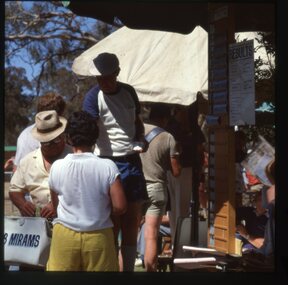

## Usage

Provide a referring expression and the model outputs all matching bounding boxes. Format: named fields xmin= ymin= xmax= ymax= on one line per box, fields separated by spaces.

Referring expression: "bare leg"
xmin=120 ymin=201 xmax=142 ymax=271
xmin=144 ymin=214 xmax=161 ymax=271
xmin=111 ymin=215 xmax=123 ymax=271
xmin=118 ymin=250 xmax=123 ymax=272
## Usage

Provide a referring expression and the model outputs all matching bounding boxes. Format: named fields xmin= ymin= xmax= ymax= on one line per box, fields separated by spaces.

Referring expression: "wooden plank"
xmin=214 ymin=228 xmax=228 ymax=241
xmin=214 ymin=239 xmax=228 ymax=253
xmin=214 ymin=214 xmax=227 ymax=226
xmin=214 ymin=224 xmax=228 ymax=230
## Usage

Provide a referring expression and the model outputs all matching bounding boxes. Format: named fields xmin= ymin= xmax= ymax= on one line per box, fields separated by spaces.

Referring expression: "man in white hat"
xmin=9 ymin=110 xmax=72 ymax=218
xmin=13 ymin=92 xmax=66 ymax=172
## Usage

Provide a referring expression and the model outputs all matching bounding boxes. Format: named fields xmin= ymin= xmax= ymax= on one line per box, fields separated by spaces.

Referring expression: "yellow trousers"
xmin=46 ymin=223 xmax=119 ymax=271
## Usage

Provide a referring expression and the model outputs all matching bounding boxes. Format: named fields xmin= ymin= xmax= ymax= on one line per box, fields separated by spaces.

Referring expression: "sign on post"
xmin=229 ymin=40 xmax=255 ymax=126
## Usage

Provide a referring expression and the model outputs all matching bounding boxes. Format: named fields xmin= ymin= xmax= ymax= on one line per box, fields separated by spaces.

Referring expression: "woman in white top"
xmin=47 ymin=111 xmax=127 ymax=271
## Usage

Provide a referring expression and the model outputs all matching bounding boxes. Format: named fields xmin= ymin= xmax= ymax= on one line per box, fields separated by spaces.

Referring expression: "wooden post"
xmin=207 ymin=3 xmax=237 ymax=254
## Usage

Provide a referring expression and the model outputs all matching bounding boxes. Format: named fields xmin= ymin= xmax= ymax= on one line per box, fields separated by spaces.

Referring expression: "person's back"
xmin=141 ymin=123 xmax=179 ymax=184
xmin=166 ymin=109 xmax=193 ymax=168
xmin=47 ymin=111 xmax=127 ymax=271
xmin=140 ymin=104 xmax=181 ymax=271
xmin=50 ymin=153 xmax=122 ymax=231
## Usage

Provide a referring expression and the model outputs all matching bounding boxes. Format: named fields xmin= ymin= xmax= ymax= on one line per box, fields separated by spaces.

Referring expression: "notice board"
xmin=228 ymin=40 xmax=255 ymax=126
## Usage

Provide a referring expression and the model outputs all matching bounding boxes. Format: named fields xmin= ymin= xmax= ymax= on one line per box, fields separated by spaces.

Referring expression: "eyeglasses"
xmin=41 ymin=135 xmax=63 ymax=147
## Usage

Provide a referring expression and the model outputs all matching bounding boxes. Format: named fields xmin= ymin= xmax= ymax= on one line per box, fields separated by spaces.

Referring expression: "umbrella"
xmin=72 ymin=26 xmax=208 ymax=106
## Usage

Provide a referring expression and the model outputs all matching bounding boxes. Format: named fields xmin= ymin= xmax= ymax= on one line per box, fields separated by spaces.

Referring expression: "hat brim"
xmin=89 ymin=63 xmax=118 ymax=76
xmin=31 ymin=117 xmax=67 ymax=143
xmin=89 ymin=62 xmax=102 ymax=76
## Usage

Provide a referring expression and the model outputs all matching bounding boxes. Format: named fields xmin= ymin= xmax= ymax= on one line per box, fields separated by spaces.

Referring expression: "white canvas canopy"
xmin=72 ymin=26 xmax=208 ymax=106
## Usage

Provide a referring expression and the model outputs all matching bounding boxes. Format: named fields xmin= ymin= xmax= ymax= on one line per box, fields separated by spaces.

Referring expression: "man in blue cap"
xmin=82 ymin=52 xmax=148 ymax=271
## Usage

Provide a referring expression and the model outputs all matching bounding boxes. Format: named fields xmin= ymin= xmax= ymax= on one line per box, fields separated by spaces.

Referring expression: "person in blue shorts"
xmin=82 ymin=52 xmax=148 ymax=271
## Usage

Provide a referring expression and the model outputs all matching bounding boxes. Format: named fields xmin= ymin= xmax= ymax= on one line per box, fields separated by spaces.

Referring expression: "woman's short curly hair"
xmin=37 ymin=92 xmax=66 ymax=115
xmin=65 ymin=111 xmax=99 ymax=147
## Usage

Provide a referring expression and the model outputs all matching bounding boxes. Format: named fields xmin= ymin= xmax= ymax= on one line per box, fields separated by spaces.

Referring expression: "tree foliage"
xmin=5 ymin=67 xmax=33 ymax=145
xmin=241 ymin=32 xmax=275 ymax=147
xmin=254 ymin=32 xmax=275 ymax=110
xmin=5 ymin=1 xmax=119 ymax=145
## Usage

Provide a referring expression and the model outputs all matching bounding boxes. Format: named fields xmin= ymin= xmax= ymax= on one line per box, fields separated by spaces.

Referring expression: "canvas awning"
xmin=72 ymin=26 xmax=208 ymax=106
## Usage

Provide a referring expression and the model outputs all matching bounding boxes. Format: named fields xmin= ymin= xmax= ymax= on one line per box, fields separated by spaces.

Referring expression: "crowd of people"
xmin=5 ymin=52 xmax=275 ymax=272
